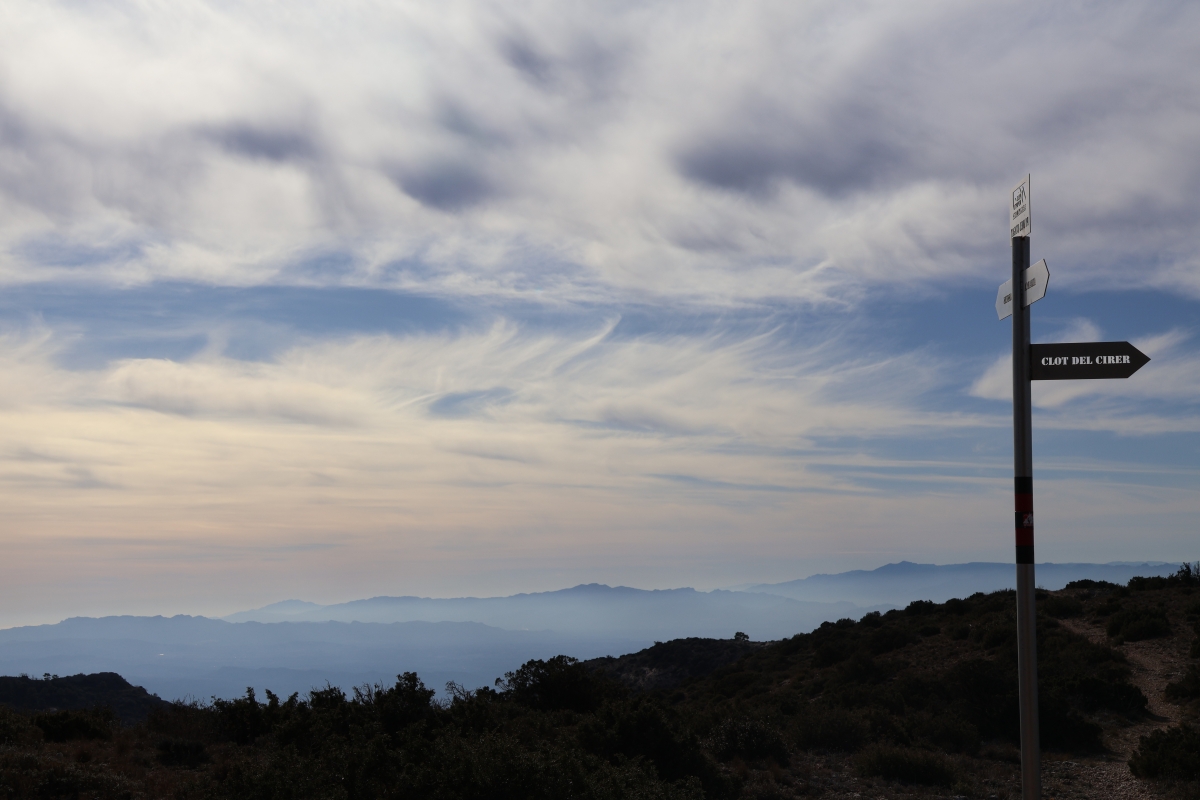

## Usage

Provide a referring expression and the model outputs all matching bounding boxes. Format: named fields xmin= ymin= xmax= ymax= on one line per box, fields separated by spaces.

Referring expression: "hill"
xmin=0 ymin=672 xmax=166 ymax=724
xmin=742 ymin=560 xmax=1180 ymax=606
xmin=0 ymin=564 xmax=1196 ymax=798
xmin=585 ymin=636 xmax=765 ymax=692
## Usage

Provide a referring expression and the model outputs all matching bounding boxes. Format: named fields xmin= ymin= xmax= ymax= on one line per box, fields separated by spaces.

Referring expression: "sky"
xmin=1 ymin=0 xmax=1198 ymax=628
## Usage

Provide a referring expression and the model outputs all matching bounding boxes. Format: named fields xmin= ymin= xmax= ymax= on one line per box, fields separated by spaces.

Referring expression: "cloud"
xmin=1 ymin=1 xmax=1199 ymax=624
xmin=0 ymin=317 xmax=976 ymax=533
xmin=969 ymin=324 xmax=1200 ymax=423
xmin=389 ymin=161 xmax=496 ymax=211
xmin=0 ymin=0 xmax=1197 ymax=301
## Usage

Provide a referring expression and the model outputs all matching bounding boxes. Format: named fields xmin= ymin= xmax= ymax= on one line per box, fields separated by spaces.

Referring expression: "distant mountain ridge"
xmin=1 ymin=562 xmax=1178 ymax=703
xmin=223 ymin=583 xmax=878 ymax=639
xmin=1 ymin=587 xmax=883 ymax=703
xmin=226 ymin=562 xmax=1178 ymax=627
xmin=741 ymin=560 xmax=1178 ymax=606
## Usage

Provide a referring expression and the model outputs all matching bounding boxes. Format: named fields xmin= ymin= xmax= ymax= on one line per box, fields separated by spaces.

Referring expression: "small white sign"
xmin=996 ymin=259 xmax=1049 ymax=320
xmin=1010 ymin=174 xmax=1030 ymax=238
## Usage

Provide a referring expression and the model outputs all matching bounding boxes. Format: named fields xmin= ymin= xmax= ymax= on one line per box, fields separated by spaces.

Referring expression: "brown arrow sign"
xmin=1030 ymin=342 xmax=1150 ymax=380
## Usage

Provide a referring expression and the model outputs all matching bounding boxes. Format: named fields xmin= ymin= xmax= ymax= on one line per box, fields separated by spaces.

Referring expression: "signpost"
xmin=996 ymin=259 xmax=1049 ymax=320
xmin=1030 ymin=342 xmax=1149 ymax=381
xmin=998 ymin=175 xmax=1149 ymax=800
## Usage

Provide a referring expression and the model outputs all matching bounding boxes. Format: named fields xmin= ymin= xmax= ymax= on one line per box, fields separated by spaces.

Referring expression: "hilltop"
xmin=0 ymin=565 xmax=1196 ymax=798
xmin=0 ymin=672 xmax=166 ymax=724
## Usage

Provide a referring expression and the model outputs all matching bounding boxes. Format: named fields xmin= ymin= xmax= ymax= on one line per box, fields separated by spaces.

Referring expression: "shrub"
xmin=706 ymin=717 xmax=789 ymax=765
xmin=578 ymin=700 xmax=714 ymax=786
xmin=0 ymin=706 xmax=42 ymax=746
xmin=1130 ymin=724 xmax=1200 ymax=779
xmin=146 ymin=699 xmax=219 ymax=743
xmin=156 ymin=738 xmax=210 ymax=767
xmin=212 ymin=687 xmax=271 ymax=744
xmin=812 ymin=642 xmax=852 ymax=668
xmin=369 ymin=671 xmax=437 ymax=733
xmin=33 ymin=707 xmax=114 ymax=742
xmin=1039 ymin=699 xmax=1103 ymax=753
xmin=497 ymin=655 xmax=613 ymax=713
xmin=982 ymin=625 xmax=1016 ymax=650
xmin=1128 ymin=563 xmax=1200 ymax=592
xmin=856 ymin=745 xmax=955 ymax=786
xmin=947 ymin=624 xmax=970 ymax=641
xmin=1064 ymin=579 xmax=1119 ymax=590
xmin=942 ymin=598 xmax=968 ymax=615
xmin=913 ymin=714 xmax=979 ymax=754
xmin=868 ymin=628 xmax=916 ymax=655
xmin=1107 ymin=608 xmax=1171 ymax=642
xmin=793 ymin=706 xmax=867 ymax=752
xmin=1165 ymin=664 xmax=1200 ymax=704
xmin=1042 ymin=595 xmax=1083 ymax=619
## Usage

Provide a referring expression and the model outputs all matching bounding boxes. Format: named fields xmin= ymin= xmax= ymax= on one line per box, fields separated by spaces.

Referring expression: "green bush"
xmin=497 ymin=655 xmax=614 ymax=712
xmin=32 ymin=707 xmax=114 ymax=742
xmin=0 ymin=707 xmax=42 ymax=747
xmin=1129 ymin=563 xmax=1200 ymax=591
xmin=1064 ymin=579 xmax=1119 ymax=590
xmin=1166 ymin=664 xmax=1200 ymax=704
xmin=793 ymin=705 xmax=868 ymax=752
xmin=1107 ymin=607 xmax=1171 ymax=642
xmin=578 ymin=699 xmax=713 ymax=784
xmin=856 ymin=745 xmax=955 ymax=786
xmin=912 ymin=714 xmax=978 ymax=754
xmin=868 ymin=627 xmax=916 ymax=655
xmin=1130 ymin=724 xmax=1200 ymax=779
xmin=156 ymin=737 xmax=210 ymax=767
xmin=1042 ymin=595 xmax=1083 ymax=619
xmin=705 ymin=717 xmax=788 ymax=765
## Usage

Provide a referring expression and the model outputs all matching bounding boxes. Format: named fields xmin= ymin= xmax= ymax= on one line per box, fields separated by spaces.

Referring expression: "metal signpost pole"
xmin=997 ymin=176 xmax=1148 ymax=799
xmin=1010 ymin=176 xmax=1040 ymax=800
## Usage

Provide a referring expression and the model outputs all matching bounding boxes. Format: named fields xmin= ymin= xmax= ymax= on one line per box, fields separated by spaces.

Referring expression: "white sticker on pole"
xmin=996 ymin=259 xmax=1049 ymax=320
xmin=1010 ymin=174 xmax=1030 ymax=239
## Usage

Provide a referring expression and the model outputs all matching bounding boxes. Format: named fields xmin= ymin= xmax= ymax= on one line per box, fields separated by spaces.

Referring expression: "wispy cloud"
xmin=1 ymin=1 xmax=1199 ymax=625
xmin=1 ymin=1 xmax=1199 ymax=301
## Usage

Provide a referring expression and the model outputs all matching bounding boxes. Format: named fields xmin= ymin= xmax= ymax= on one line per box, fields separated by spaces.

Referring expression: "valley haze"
xmin=0 ymin=561 xmax=1173 ymax=702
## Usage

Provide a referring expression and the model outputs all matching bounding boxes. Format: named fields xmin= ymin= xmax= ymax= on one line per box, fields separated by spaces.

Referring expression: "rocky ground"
xmin=1040 ymin=611 xmax=1191 ymax=800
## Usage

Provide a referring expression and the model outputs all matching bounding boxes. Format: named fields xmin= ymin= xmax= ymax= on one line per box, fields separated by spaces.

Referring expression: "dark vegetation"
xmin=1126 ymin=562 xmax=1200 ymax=797
xmin=0 ymin=672 xmax=166 ymax=725
xmin=1 ymin=564 xmax=1198 ymax=799
xmin=586 ymin=637 xmax=763 ymax=692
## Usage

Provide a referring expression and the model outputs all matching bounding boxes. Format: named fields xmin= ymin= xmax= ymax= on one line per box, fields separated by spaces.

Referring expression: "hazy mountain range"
xmin=738 ymin=560 xmax=1179 ymax=605
xmin=0 ymin=586 xmax=878 ymax=702
xmin=223 ymin=583 xmax=873 ymax=636
xmin=0 ymin=561 xmax=1177 ymax=702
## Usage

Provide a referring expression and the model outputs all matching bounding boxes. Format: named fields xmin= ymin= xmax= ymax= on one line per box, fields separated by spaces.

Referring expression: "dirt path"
xmin=1037 ymin=615 xmax=1188 ymax=800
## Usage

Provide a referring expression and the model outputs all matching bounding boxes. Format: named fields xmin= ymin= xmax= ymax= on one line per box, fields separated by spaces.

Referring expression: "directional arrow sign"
xmin=996 ymin=258 xmax=1049 ymax=320
xmin=1030 ymin=342 xmax=1150 ymax=380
